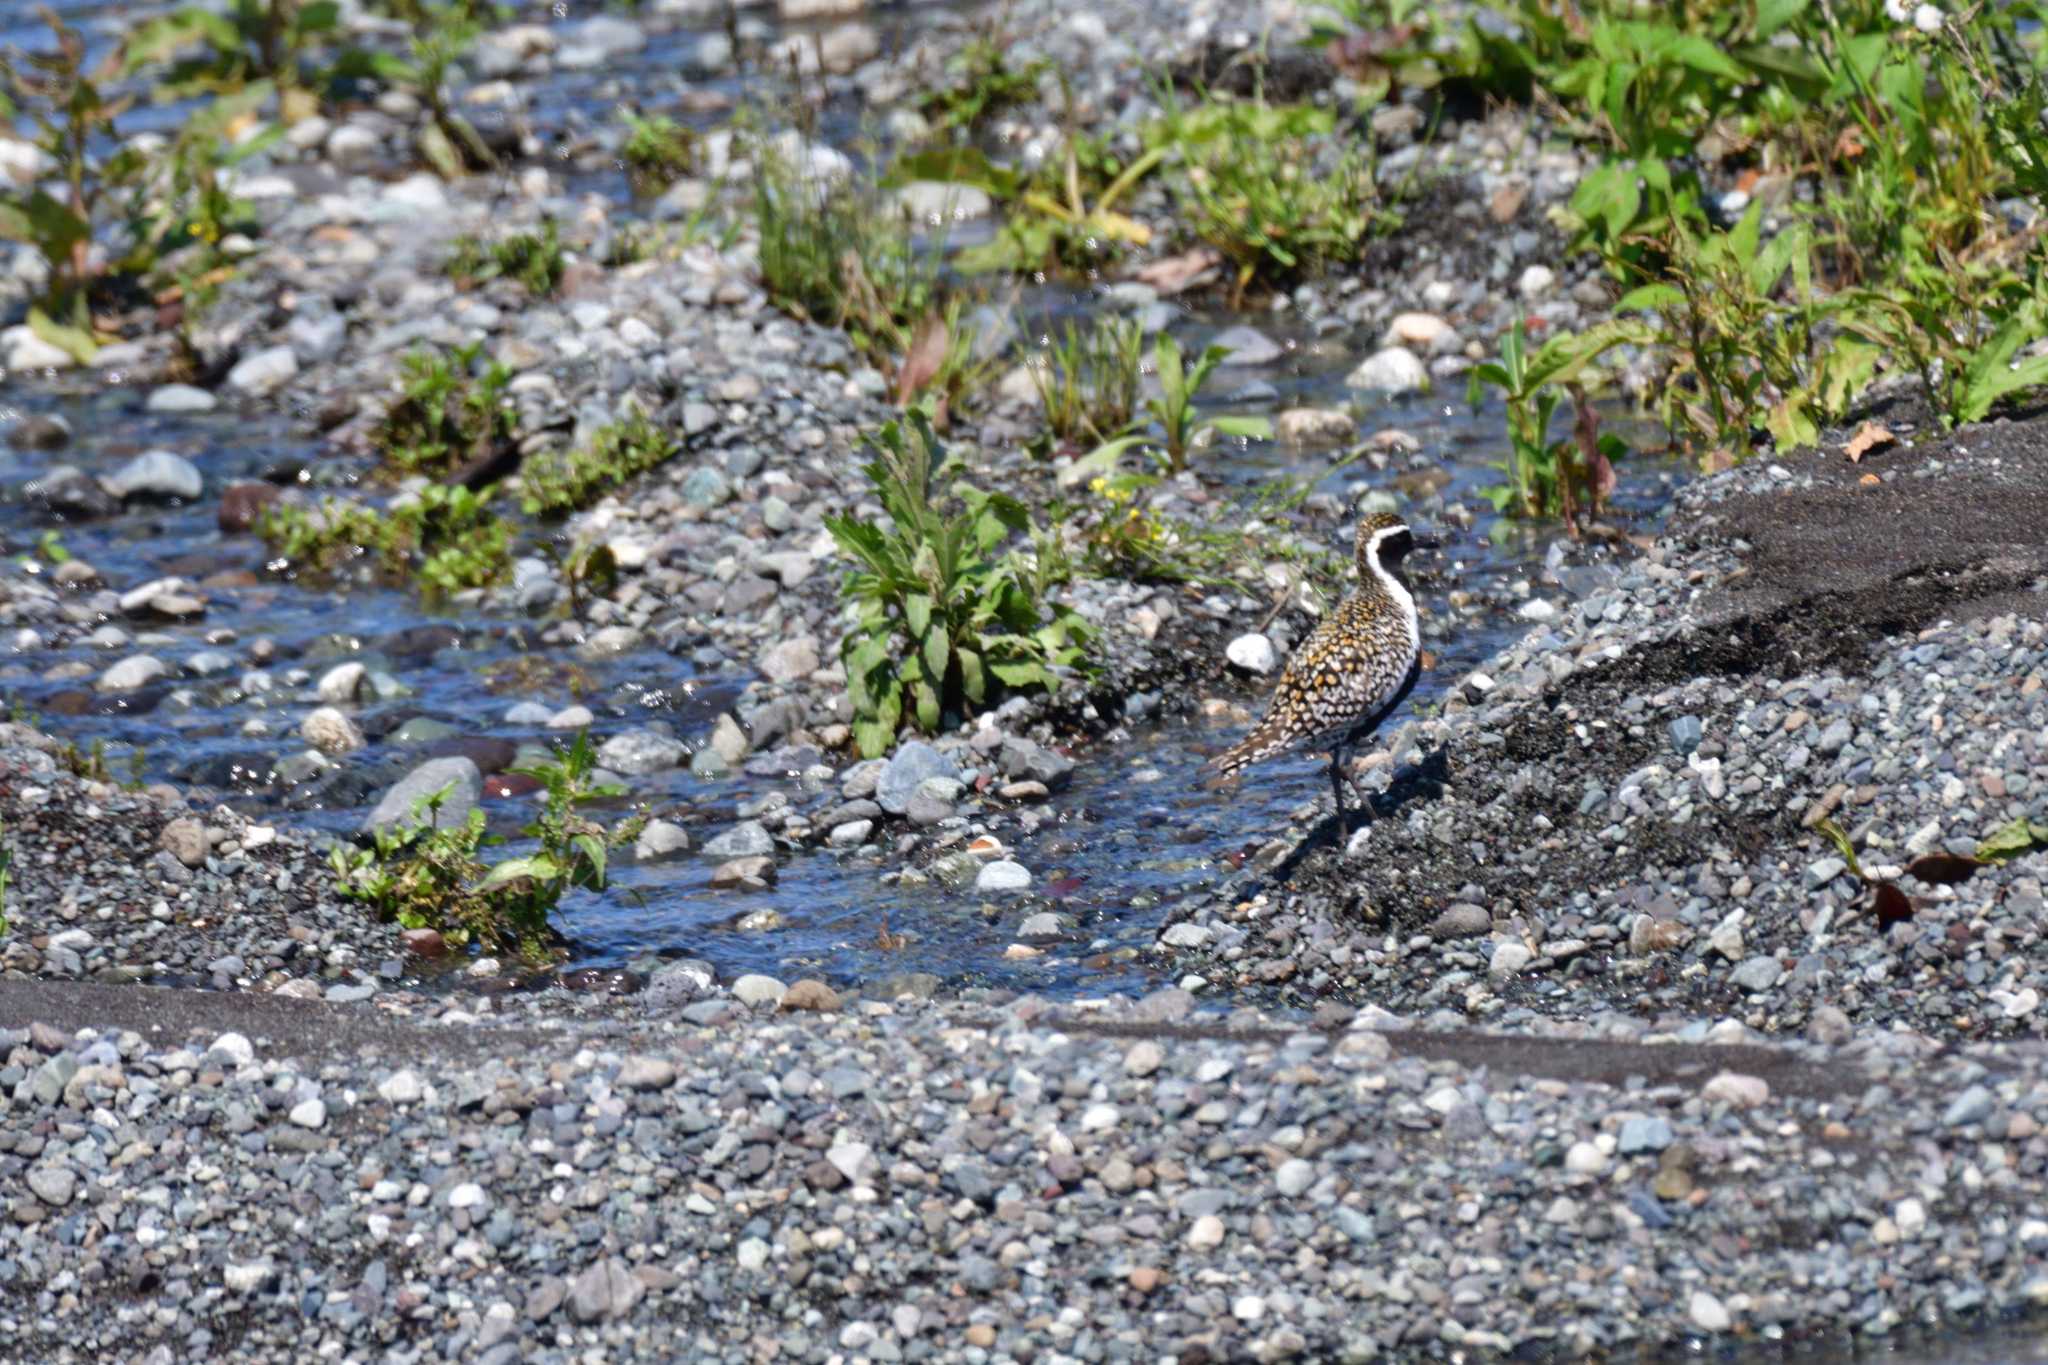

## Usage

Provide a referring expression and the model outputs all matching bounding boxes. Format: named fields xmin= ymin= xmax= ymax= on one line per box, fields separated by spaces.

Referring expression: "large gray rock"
xmin=877 ymin=740 xmax=960 ymax=815
xmin=362 ymin=757 xmax=481 ymax=837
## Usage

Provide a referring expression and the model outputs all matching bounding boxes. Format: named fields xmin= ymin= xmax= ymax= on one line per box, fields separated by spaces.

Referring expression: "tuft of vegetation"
xmin=1031 ymin=315 xmax=1144 ymax=448
xmin=377 ymin=342 xmax=517 ymax=480
xmin=124 ymin=0 xmax=356 ymax=122
xmin=1466 ymin=317 xmax=1640 ymax=531
xmin=825 ymin=409 xmax=1095 ymax=757
xmin=259 ymin=484 xmax=514 ymax=596
xmin=753 ymin=144 xmax=991 ymax=418
xmin=916 ymin=35 xmax=1049 ymax=136
xmin=1149 ymin=91 xmax=1400 ymax=301
xmin=331 ymin=732 xmax=643 ymax=964
xmin=445 ymin=220 xmax=566 ymax=296
xmin=518 ymin=413 xmax=680 ymax=517
xmin=1064 ymin=334 xmax=1273 ymax=482
xmin=618 ymin=110 xmax=695 ymax=194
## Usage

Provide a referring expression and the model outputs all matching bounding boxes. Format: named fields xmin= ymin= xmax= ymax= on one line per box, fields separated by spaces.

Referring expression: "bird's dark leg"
xmin=1329 ymin=745 xmax=1349 ymax=838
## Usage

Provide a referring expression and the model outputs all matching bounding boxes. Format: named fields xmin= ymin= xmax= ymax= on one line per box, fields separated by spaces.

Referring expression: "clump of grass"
xmin=258 ymin=484 xmax=514 ymax=597
xmin=825 ymin=408 xmax=1095 ymax=757
xmin=619 ymin=110 xmax=694 ymax=194
xmin=1063 ymin=334 xmax=1272 ymax=481
xmin=331 ymin=732 xmax=644 ymax=964
xmin=518 ymin=413 xmax=680 ymax=516
xmin=1149 ymin=91 xmax=1400 ymax=302
xmin=377 ymin=342 xmax=517 ymax=480
xmin=753 ymin=142 xmax=988 ymax=417
xmin=1031 ymin=315 xmax=1143 ymax=447
xmin=446 ymin=220 xmax=566 ymax=296
xmin=917 ymin=35 xmax=1048 ymax=136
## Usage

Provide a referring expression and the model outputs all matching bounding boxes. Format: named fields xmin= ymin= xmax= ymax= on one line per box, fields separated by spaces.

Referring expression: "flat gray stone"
xmin=877 ymin=740 xmax=960 ymax=815
xmin=362 ymin=757 xmax=481 ymax=837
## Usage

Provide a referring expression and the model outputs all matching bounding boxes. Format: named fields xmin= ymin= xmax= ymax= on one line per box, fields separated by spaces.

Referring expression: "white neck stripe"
xmin=1360 ymin=526 xmax=1419 ymax=655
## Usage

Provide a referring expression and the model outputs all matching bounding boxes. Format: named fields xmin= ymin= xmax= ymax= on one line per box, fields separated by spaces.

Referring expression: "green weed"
xmin=618 ymin=110 xmax=695 ymax=194
xmin=825 ymin=408 xmax=1095 ymax=757
xmin=1031 ymin=315 xmax=1143 ymax=448
xmin=377 ymin=342 xmax=517 ymax=480
xmin=917 ymin=35 xmax=1048 ymax=136
xmin=1466 ymin=317 xmax=1644 ymax=528
xmin=331 ymin=732 xmax=642 ymax=964
xmin=446 ymin=220 xmax=566 ymax=296
xmin=519 ymin=413 xmax=680 ymax=517
xmin=1064 ymin=334 xmax=1272 ymax=482
xmin=258 ymin=483 xmax=514 ymax=596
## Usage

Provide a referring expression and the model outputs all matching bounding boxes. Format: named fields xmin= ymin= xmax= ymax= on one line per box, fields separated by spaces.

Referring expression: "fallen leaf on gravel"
xmin=1873 ymin=881 xmax=1915 ymax=928
xmin=896 ymin=313 xmax=948 ymax=407
xmin=1844 ymin=421 xmax=1896 ymax=462
xmin=1133 ymin=247 xmax=1223 ymax=296
xmin=1905 ymin=851 xmax=1984 ymax=885
xmin=1489 ymin=183 xmax=1528 ymax=223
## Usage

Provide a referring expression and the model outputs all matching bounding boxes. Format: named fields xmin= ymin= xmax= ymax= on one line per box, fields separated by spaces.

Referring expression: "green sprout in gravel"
xmin=618 ymin=110 xmax=694 ymax=194
xmin=446 ymin=219 xmax=566 ymax=296
xmin=1063 ymin=334 xmax=1272 ymax=483
xmin=519 ymin=412 xmax=681 ymax=517
xmin=1031 ymin=315 xmax=1143 ymax=450
xmin=827 ymin=408 xmax=1095 ymax=757
xmin=378 ymin=341 xmax=517 ymax=480
xmin=331 ymin=732 xmax=642 ymax=964
xmin=917 ymin=34 xmax=1049 ymax=136
xmin=259 ymin=483 xmax=514 ymax=597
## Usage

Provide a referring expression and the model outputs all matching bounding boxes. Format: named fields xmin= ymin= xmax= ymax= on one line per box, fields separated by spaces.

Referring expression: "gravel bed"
xmin=4 ymin=981 xmax=2048 ymax=1363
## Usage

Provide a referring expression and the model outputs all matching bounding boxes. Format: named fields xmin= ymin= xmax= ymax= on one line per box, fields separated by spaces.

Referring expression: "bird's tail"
xmin=1203 ymin=718 xmax=1296 ymax=783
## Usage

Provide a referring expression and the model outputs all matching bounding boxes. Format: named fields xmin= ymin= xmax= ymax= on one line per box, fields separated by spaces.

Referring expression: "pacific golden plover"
xmin=1206 ymin=510 xmax=1429 ymax=834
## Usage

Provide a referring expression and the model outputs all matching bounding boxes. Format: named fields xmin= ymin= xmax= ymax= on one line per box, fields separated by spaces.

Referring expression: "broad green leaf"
xmin=911 ymin=677 xmax=940 ymax=731
xmin=1206 ymin=414 xmax=1273 ymax=441
xmin=1615 ymin=283 xmax=1684 ymax=312
xmin=26 ymin=307 xmax=99 ymax=364
xmin=921 ymin=623 xmax=950 ymax=684
xmin=904 ymin=591 xmax=933 ymax=638
xmin=853 ymin=718 xmax=895 ymax=758
xmin=988 ymin=658 xmax=1049 ymax=687
xmin=479 ymin=854 xmax=560 ymax=889
xmin=1056 ymin=435 xmax=1152 ymax=488
xmin=1663 ymin=33 xmax=1745 ymax=80
xmin=958 ymin=646 xmax=986 ymax=703
xmin=1978 ymin=817 xmax=2048 ymax=864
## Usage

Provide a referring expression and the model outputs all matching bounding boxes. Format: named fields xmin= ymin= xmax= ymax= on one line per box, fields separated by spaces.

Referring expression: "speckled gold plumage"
xmin=1207 ymin=511 xmax=1423 ymax=828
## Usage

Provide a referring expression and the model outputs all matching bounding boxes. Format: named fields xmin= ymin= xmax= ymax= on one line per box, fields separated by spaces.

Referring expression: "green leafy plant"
xmin=0 ymin=7 xmax=138 ymax=360
xmin=359 ymin=2 xmax=497 ymax=177
xmin=519 ymin=413 xmax=680 ymax=516
xmin=1978 ymin=816 xmax=2048 ymax=866
xmin=124 ymin=0 xmax=351 ymax=123
xmin=446 ymin=220 xmax=566 ymax=296
xmin=618 ymin=110 xmax=695 ymax=194
xmin=1032 ymin=315 xmax=1143 ymax=448
xmin=825 ymin=408 xmax=1095 ymax=757
xmin=917 ymin=35 xmax=1048 ymax=135
xmin=330 ymin=733 xmax=643 ymax=962
xmin=1149 ymin=91 xmax=1399 ymax=301
xmin=1063 ymin=334 xmax=1273 ymax=483
xmin=258 ymin=483 xmax=514 ymax=596
xmin=1466 ymin=316 xmax=1644 ymax=529
xmin=905 ymin=131 xmax=1164 ymax=277
xmin=377 ymin=342 xmax=517 ymax=479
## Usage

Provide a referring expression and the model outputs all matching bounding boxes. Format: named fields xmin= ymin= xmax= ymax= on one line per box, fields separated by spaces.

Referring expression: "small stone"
xmin=1187 ymin=1215 xmax=1225 ymax=1250
xmin=1564 ymin=1141 xmax=1607 ymax=1175
xmin=363 ymin=758 xmax=481 ymax=837
xmin=781 ymin=979 xmax=840 ymax=1012
xmin=228 ymin=345 xmax=299 ymax=395
xmin=148 ymin=383 xmax=217 ymax=414
xmin=1488 ymin=940 xmax=1533 ymax=976
xmin=877 ymin=741 xmax=961 ymax=815
xmin=1729 ymin=956 xmax=1783 ymax=993
xmin=210 ymin=1032 xmax=255 ymax=1067
xmin=569 ymin=1257 xmax=644 ymax=1323
xmin=97 ymin=654 xmax=168 ymax=692
xmin=710 ymin=855 xmax=775 ymax=890
xmin=1689 ymin=1290 xmax=1731 ymax=1332
xmin=316 ymin=662 xmax=370 ymax=703
xmin=105 ymin=450 xmax=203 ymax=503
xmin=597 ymin=729 xmax=685 ymax=775
xmin=703 ymin=821 xmax=773 ymax=859
xmin=634 ymin=819 xmax=692 ymax=862
xmin=288 ymin=1098 xmax=327 ymax=1129
xmin=1226 ymin=633 xmax=1280 ymax=675
xmin=1347 ymin=346 xmax=1428 ymax=394
xmin=223 ymin=1261 xmax=272 ymax=1294
xmin=159 ymin=818 xmax=208 ymax=868
xmin=731 ymin=974 xmax=787 ymax=1007
xmin=378 ymin=1070 xmax=423 ymax=1103
xmin=1129 ymin=1267 xmax=1164 ymax=1294
xmin=27 ymin=1167 xmax=75 ymax=1206
xmin=759 ymin=635 xmax=820 ymax=683
xmin=976 ymin=860 xmax=1031 ymax=892
xmin=1944 ymin=1085 xmax=1996 ymax=1128
xmin=1276 ymin=407 xmax=1356 ymax=447
xmin=1209 ymin=324 xmax=1283 ymax=366
xmin=448 ymin=1183 xmax=487 ymax=1209
xmin=301 ymin=706 xmax=366 ymax=756
xmin=1617 ymin=1116 xmax=1674 ymax=1155
xmin=1274 ymin=1159 xmax=1315 ymax=1197
xmin=1700 ymin=1072 xmax=1770 ymax=1110
xmin=1427 ymin=903 xmax=1490 ymax=939
xmin=1517 ymin=264 xmax=1557 ymax=298
xmin=617 ymin=1055 xmax=677 ymax=1090
xmin=1124 ymin=1041 xmax=1165 ymax=1077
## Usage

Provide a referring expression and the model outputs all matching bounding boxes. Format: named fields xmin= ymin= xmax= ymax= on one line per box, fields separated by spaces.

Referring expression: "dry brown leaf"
xmin=1489 ymin=184 xmax=1528 ymax=224
xmin=896 ymin=313 xmax=949 ymax=407
xmin=1843 ymin=420 xmax=1897 ymax=462
xmin=1133 ymin=247 xmax=1223 ymax=297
